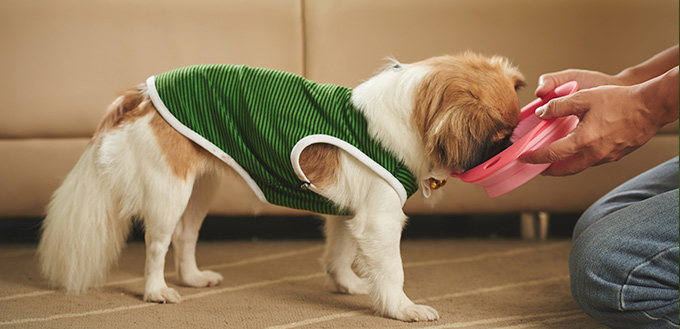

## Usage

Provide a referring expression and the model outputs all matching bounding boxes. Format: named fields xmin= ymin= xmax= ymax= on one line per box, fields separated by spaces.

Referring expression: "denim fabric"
xmin=570 ymin=157 xmax=679 ymax=329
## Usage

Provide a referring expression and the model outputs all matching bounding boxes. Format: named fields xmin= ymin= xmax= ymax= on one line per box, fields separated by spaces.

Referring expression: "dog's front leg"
xmin=347 ymin=193 xmax=439 ymax=322
xmin=322 ymin=215 xmax=368 ymax=295
xmin=321 ymin=152 xmax=439 ymax=322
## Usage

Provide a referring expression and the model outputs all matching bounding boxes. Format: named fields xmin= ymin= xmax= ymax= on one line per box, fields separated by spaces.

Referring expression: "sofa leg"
xmin=520 ymin=212 xmax=550 ymax=240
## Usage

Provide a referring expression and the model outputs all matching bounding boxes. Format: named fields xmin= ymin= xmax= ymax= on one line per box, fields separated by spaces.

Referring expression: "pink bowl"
xmin=451 ymin=81 xmax=579 ymax=197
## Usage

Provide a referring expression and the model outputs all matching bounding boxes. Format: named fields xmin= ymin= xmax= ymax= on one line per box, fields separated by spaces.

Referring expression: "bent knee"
xmin=570 ymin=234 xmax=679 ymax=329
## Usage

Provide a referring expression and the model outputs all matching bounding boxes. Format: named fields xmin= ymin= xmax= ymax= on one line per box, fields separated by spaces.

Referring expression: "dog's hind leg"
xmin=137 ymin=112 xmax=208 ymax=304
xmin=140 ymin=174 xmax=195 ymax=304
xmin=172 ymin=171 xmax=224 ymax=288
xmin=322 ymin=215 xmax=368 ymax=295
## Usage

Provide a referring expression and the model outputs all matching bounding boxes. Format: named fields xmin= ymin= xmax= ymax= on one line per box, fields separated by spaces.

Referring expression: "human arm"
xmin=535 ymin=45 xmax=679 ymax=95
xmin=521 ymin=45 xmax=679 ymax=176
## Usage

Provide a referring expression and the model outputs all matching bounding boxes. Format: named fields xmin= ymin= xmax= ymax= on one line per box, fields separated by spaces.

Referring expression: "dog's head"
xmin=410 ymin=53 xmax=525 ymax=173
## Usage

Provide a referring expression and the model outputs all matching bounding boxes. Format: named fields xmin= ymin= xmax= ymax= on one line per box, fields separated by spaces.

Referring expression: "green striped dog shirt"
xmin=146 ymin=64 xmax=418 ymax=215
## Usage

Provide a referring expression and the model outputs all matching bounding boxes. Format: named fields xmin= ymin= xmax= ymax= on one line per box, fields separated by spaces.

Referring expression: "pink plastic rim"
xmin=450 ymin=81 xmax=579 ymax=196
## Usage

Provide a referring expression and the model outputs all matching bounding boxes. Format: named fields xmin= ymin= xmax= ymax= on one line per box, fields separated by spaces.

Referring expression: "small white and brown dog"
xmin=38 ymin=52 xmax=524 ymax=322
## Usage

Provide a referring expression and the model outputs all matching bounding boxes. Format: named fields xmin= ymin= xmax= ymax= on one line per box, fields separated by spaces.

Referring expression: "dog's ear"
xmin=412 ymin=53 xmax=523 ymax=172
xmin=419 ymin=91 xmax=509 ymax=172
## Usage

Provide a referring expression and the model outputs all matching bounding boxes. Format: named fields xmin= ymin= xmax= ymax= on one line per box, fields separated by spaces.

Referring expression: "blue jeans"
xmin=570 ymin=157 xmax=679 ymax=328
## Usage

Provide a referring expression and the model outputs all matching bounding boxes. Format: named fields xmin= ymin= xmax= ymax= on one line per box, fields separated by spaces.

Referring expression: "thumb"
xmin=534 ymin=93 xmax=587 ymax=120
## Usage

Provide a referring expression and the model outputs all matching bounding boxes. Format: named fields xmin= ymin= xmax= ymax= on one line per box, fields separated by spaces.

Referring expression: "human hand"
xmin=524 ymin=48 xmax=678 ymax=176
xmin=520 ymin=85 xmax=660 ymax=176
xmin=535 ymin=69 xmax=625 ymax=97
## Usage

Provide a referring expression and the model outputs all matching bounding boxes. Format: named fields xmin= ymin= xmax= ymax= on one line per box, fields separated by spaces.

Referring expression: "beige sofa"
xmin=1 ymin=0 xmax=678 ymax=220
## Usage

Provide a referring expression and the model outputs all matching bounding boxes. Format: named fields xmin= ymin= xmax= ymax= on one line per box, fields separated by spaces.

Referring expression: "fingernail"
xmin=536 ymin=81 xmax=544 ymax=91
xmin=536 ymin=77 xmax=545 ymax=91
xmin=535 ymin=105 xmax=546 ymax=118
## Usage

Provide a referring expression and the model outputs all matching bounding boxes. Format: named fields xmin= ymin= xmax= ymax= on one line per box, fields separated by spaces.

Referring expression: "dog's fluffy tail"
xmin=37 ymin=86 xmax=157 ymax=293
xmin=38 ymin=87 xmax=151 ymax=293
xmin=37 ymin=141 xmax=132 ymax=293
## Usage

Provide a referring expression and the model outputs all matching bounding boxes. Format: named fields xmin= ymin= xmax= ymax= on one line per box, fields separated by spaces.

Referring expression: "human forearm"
xmin=616 ymin=45 xmax=679 ymax=85
xmin=634 ymin=65 xmax=679 ymax=127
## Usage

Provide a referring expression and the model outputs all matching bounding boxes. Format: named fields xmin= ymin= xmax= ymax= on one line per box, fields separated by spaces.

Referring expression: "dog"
xmin=38 ymin=52 xmax=524 ymax=322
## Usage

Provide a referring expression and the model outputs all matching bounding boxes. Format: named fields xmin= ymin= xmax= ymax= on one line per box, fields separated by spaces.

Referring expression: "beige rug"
xmin=0 ymin=239 xmax=606 ymax=328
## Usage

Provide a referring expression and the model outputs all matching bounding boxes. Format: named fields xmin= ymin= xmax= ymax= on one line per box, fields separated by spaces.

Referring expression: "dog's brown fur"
xmin=94 ymin=85 xmax=154 ymax=139
xmin=95 ymin=86 xmax=212 ymax=181
xmin=149 ymin=111 xmax=211 ymax=181
xmin=299 ymin=144 xmax=340 ymax=189
xmin=412 ymin=53 xmax=524 ymax=171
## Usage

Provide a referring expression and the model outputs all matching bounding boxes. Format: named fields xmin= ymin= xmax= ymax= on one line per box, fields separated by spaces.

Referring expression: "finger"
xmin=519 ymin=134 xmax=580 ymax=165
xmin=534 ymin=93 xmax=589 ymax=120
xmin=535 ymin=74 xmax=558 ymax=97
xmin=535 ymin=69 xmax=580 ymax=97
xmin=541 ymin=150 xmax=601 ymax=176
xmin=535 ymin=71 xmax=575 ymax=97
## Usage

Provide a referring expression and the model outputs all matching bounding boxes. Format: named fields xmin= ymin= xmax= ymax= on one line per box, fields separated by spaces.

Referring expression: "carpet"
xmin=0 ymin=239 xmax=606 ymax=328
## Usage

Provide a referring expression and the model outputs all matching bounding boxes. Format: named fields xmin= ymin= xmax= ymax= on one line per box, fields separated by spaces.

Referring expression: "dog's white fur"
xmin=38 ymin=53 xmax=523 ymax=322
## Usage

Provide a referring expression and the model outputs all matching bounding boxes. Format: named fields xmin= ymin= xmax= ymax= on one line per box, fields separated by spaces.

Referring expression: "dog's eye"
xmin=392 ymin=63 xmax=402 ymax=70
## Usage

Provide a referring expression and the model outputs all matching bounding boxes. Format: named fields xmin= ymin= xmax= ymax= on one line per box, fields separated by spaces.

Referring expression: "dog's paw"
xmin=181 ymin=270 xmax=224 ymax=288
xmin=390 ymin=304 xmax=440 ymax=322
xmin=144 ymin=287 xmax=182 ymax=304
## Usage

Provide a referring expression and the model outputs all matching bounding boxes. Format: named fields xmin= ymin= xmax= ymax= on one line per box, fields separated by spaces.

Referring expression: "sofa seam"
xmin=299 ymin=0 xmax=307 ymax=78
